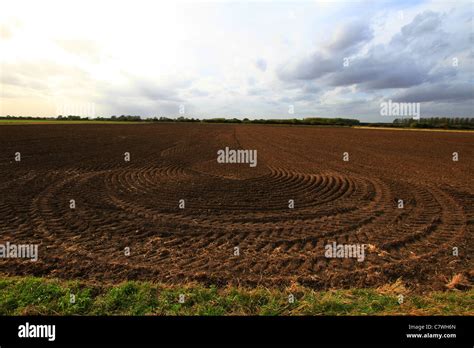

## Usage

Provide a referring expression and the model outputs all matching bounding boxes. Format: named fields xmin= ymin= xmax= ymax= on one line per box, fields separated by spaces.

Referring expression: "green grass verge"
xmin=0 ymin=276 xmax=472 ymax=315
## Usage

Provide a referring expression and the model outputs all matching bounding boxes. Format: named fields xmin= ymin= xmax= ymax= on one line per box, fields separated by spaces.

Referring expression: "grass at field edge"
xmin=0 ymin=276 xmax=472 ymax=316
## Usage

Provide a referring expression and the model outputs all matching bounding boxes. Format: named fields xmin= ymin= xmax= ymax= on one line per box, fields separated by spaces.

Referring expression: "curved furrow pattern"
xmin=0 ymin=124 xmax=471 ymax=292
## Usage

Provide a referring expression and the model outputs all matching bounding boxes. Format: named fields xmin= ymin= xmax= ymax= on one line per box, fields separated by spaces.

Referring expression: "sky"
xmin=0 ymin=0 xmax=472 ymax=121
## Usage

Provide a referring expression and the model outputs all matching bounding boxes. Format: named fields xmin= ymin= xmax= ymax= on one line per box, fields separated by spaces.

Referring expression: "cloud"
xmin=0 ymin=61 xmax=93 ymax=97
xmin=392 ymin=83 xmax=474 ymax=103
xmin=0 ymin=25 xmax=12 ymax=40
xmin=325 ymin=20 xmax=373 ymax=53
xmin=276 ymin=6 xmax=473 ymax=120
xmin=277 ymin=20 xmax=373 ymax=81
xmin=188 ymin=88 xmax=210 ymax=97
xmin=0 ymin=19 xmax=22 ymax=41
xmin=400 ymin=11 xmax=442 ymax=38
xmin=278 ymin=53 xmax=340 ymax=81
xmin=328 ymin=51 xmax=429 ymax=89
xmin=255 ymin=58 xmax=267 ymax=72
xmin=55 ymin=39 xmax=103 ymax=62
xmin=135 ymin=80 xmax=183 ymax=103
xmin=247 ymin=86 xmax=267 ymax=96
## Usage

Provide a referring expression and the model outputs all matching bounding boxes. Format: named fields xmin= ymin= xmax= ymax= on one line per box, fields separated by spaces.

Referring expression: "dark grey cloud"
xmin=401 ymin=11 xmax=442 ymax=37
xmin=389 ymin=11 xmax=453 ymax=61
xmin=276 ymin=8 xmax=473 ymax=113
xmin=279 ymin=48 xmax=429 ymax=90
xmin=278 ymin=53 xmax=340 ymax=81
xmin=277 ymin=22 xmax=373 ymax=80
xmin=294 ymin=93 xmax=318 ymax=102
xmin=301 ymin=82 xmax=320 ymax=94
xmin=326 ymin=20 xmax=373 ymax=53
xmin=328 ymin=52 xmax=429 ymax=89
xmin=277 ymin=20 xmax=373 ymax=81
xmin=392 ymin=83 xmax=474 ymax=103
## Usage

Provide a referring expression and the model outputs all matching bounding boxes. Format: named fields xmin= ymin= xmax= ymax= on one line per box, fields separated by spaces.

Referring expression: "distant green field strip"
xmin=0 ymin=120 xmax=144 ymax=125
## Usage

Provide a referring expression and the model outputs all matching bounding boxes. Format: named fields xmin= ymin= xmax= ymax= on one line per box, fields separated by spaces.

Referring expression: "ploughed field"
xmin=0 ymin=124 xmax=472 ymax=291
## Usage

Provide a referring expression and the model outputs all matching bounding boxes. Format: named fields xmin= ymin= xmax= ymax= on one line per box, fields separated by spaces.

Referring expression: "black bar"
xmin=0 ymin=316 xmax=472 ymax=346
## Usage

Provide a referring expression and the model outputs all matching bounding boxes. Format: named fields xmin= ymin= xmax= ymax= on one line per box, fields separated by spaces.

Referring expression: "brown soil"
xmin=0 ymin=124 xmax=472 ymax=291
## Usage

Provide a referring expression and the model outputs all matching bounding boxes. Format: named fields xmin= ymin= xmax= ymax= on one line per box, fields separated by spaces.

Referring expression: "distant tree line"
xmin=0 ymin=115 xmax=360 ymax=126
xmin=2 ymin=115 xmax=472 ymax=129
xmin=392 ymin=117 xmax=474 ymax=130
xmin=358 ymin=117 xmax=473 ymax=130
xmin=201 ymin=117 xmax=360 ymax=126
